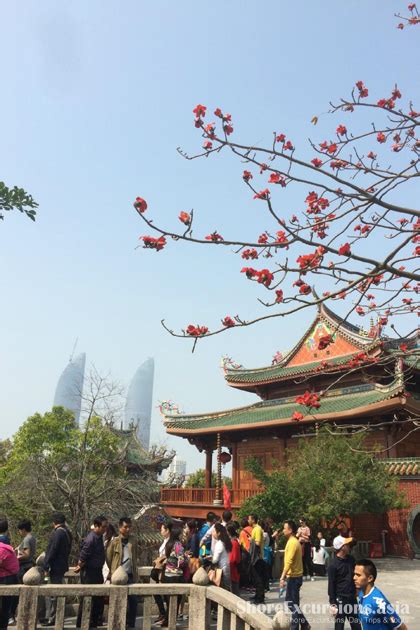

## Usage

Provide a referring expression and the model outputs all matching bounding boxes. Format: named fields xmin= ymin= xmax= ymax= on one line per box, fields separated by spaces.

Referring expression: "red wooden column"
xmin=205 ymin=449 xmax=213 ymax=488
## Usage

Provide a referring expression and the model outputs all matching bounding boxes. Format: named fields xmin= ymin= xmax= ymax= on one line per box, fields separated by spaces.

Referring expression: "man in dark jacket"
xmin=328 ymin=535 xmax=361 ymax=630
xmin=75 ymin=516 xmax=108 ymax=628
xmin=42 ymin=512 xmax=72 ymax=627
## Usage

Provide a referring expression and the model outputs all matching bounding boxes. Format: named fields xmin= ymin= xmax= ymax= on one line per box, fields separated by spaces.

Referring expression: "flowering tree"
xmin=133 ymin=5 xmax=419 ymax=433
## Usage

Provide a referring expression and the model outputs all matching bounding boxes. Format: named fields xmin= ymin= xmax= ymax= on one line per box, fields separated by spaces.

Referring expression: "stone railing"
xmin=0 ymin=581 xmax=275 ymax=630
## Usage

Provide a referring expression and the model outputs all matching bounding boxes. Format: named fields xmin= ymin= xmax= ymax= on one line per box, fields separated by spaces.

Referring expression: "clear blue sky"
xmin=1 ymin=1 xmax=418 ymax=472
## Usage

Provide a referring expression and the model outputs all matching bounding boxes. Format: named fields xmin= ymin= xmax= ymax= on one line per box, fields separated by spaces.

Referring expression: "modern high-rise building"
xmin=53 ymin=353 xmax=86 ymax=424
xmin=124 ymin=357 xmax=155 ymax=448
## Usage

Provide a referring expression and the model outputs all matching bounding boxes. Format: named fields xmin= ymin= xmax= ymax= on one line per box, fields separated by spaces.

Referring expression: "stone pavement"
xmin=242 ymin=558 xmax=420 ymax=629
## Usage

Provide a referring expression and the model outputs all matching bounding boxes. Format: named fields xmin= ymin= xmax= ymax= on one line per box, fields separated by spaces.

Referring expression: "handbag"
xmin=207 ymin=567 xmax=223 ymax=587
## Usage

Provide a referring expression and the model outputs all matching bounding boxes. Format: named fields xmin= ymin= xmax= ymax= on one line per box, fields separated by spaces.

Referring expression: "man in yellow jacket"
xmin=279 ymin=520 xmax=311 ymax=630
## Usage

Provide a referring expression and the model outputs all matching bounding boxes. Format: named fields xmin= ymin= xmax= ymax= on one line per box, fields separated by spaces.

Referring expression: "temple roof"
xmin=112 ymin=427 xmax=174 ymax=473
xmin=224 ymin=303 xmax=418 ymax=390
xmin=164 ymin=379 xmax=420 ymax=435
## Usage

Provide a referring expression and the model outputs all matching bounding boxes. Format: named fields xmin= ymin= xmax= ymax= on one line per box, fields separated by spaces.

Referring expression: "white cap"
xmin=333 ymin=535 xmax=353 ymax=551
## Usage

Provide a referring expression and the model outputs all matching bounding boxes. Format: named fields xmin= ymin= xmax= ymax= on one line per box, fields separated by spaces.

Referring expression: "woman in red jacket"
xmin=227 ymin=524 xmax=241 ymax=597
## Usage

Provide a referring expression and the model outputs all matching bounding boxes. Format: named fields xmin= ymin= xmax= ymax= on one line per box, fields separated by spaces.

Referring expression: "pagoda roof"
xmin=112 ymin=427 xmax=174 ymax=473
xmin=224 ymin=303 xmax=417 ymax=390
xmin=163 ymin=379 xmax=419 ymax=436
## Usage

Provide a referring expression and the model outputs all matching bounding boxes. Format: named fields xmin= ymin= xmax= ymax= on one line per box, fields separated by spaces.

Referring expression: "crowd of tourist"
xmin=0 ymin=511 xmax=408 ymax=629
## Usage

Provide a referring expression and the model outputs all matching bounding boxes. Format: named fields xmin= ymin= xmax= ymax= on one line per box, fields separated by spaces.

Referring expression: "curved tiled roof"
xmin=384 ymin=458 xmax=420 ymax=476
xmin=164 ymin=381 xmax=409 ymax=433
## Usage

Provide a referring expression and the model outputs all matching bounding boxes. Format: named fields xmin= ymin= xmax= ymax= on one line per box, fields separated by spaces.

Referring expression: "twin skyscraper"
xmin=53 ymin=354 xmax=155 ymax=449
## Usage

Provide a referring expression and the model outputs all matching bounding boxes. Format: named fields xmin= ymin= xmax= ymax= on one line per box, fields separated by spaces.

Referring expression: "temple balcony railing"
xmin=160 ymin=486 xmax=256 ymax=507
xmin=0 ymin=580 xmax=274 ymax=630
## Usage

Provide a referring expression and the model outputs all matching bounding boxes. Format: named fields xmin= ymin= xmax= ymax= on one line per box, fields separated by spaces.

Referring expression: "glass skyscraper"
xmin=124 ymin=357 xmax=155 ymax=448
xmin=53 ymin=353 xmax=86 ymax=424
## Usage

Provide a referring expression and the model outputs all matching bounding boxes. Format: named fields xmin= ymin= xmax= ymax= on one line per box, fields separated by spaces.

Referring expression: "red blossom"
xmin=299 ymin=283 xmax=311 ymax=295
xmin=408 ymin=3 xmax=416 ymax=11
xmin=338 ymin=243 xmax=351 ymax=256
xmin=269 ymin=172 xmax=286 ymax=186
xmin=224 ymin=124 xmax=234 ymax=135
xmin=205 ymin=232 xmax=224 ymax=242
xmin=222 ymin=316 xmax=236 ymax=328
xmin=327 ymin=143 xmax=338 ymax=154
xmin=256 ymin=269 xmax=274 ymax=287
xmin=292 ymin=411 xmax=303 ymax=422
xmin=241 ymin=267 xmax=257 ymax=279
xmin=276 ymin=133 xmax=286 ymax=143
xmin=367 ymin=151 xmax=377 ymax=159
xmin=193 ymin=104 xmax=207 ymax=118
xmin=275 ymin=230 xmax=289 ymax=245
xmin=134 ymin=196 xmax=148 ymax=213
xmin=254 ymin=189 xmax=270 ymax=200
xmin=311 ymin=158 xmax=323 ymax=168
xmin=399 ymin=343 xmax=408 ymax=353
xmin=243 ymin=170 xmax=253 ymax=181
xmin=186 ymin=324 xmax=208 ymax=337
xmin=179 ymin=211 xmax=191 ymax=226
xmin=295 ymin=391 xmax=321 ymax=410
xmin=291 ymin=411 xmax=304 ymax=422
xmin=336 ymin=125 xmax=347 ymax=136
xmin=356 ymin=306 xmax=365 ymax=316
xmin=283 ymin=140 xmax=294 ymax=150
xmin=242 ymin=248 xmax=259 ymax=260
xmin=376 ymin=132 xmax=386 ymax=143
xmin=377 ymin=98 xmax=395 ymax=110
xmin=258 ymin=233 xmax=269 ymax=244
xmin=203 ymin=140 xmax=213 ymax=150
xmin=204 ymin=123 xmax=215 ymax=137
xmin=318 ymin=334 xmax=333 ymax=350
xmin=140 ymin=235 xmax=166 ymax=251
xmin=214 ymin=108 xmax=223 ymax=118
xmin=355 ymin=81 xmax=369 ymax=98
xmin=275 ymin=289 xmax=284 ymax=303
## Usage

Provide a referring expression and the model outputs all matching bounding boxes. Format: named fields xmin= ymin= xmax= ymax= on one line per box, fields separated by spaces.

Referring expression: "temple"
xmin=160 ymin=303 xmax=420 ymax=557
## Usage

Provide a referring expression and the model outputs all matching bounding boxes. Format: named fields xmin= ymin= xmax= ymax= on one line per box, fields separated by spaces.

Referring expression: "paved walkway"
xmin=243 ymin=558 xmax=420 ymax=629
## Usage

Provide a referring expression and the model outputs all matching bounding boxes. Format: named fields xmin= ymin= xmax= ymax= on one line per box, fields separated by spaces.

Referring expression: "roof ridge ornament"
xmin=221 ymin=355 xmax=243 ymax=373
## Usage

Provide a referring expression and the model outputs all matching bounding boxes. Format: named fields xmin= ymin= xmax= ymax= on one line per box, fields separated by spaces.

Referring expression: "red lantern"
xmin=218 ymin=451 xmax=231 ymax=465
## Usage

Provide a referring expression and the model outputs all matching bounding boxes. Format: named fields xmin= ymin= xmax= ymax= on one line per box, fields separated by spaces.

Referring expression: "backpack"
xmin=239 ymin=544 xmax=252 ymax=576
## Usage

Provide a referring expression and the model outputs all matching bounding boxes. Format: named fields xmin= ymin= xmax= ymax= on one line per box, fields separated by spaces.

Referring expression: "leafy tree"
xmin=185 ymin=468 xmax=232 ymax=489
xmin=239 ymin=428 xmax=405 ymax=533
xmin=0 ymin=407 xmax=161 ymax=553
xmin=0 ymin=181 xmax=37 ymax=222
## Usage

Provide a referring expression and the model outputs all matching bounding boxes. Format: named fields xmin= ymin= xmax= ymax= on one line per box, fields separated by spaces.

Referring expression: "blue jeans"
xmin=285 ymin=576 xmax=309 ymax=630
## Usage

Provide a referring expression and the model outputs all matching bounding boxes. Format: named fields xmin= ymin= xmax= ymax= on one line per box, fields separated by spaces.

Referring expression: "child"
xmin=354 ymin=558 xmax=407 ymax=630
xmin=312 ymin=538 xmax=327 ymax=576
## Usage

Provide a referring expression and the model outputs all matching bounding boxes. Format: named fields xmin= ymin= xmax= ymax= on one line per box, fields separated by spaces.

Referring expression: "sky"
xmin=1 ymin=0 xmax=419 ymax=473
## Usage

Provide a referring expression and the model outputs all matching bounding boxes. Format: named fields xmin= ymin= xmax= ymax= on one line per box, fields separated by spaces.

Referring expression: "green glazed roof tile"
xmin=165 ymin=382 xmax=405 ymax=431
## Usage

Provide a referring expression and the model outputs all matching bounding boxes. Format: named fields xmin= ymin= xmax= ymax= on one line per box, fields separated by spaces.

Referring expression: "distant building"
xmin=124 ymin=358 xmax=155 ymax=448
xmin=162 ymin=455 xmax=187 ymax=484
xmin=53 ymin=353 xmax=86 ymax=424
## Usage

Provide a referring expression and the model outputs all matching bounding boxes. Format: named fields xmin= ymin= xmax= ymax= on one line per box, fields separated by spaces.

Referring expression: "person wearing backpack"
xmin=0 ymin=531 xmax=19 ymax=630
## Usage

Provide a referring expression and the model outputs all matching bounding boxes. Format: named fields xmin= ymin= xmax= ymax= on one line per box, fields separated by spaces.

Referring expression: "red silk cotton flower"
xmin=193 ymin=104 xmax=207 ymax=118
xmin=179 ymin=211 xmax=191 ymax=226
xmin=268 ymin=172 xmax=286 ymax=186
xmin=205 ymin=232 xmax=224 ymax=242
xmin=311 ymin=158 xmax=323 ymax=168
xmin=186 ymin=324 xmax=209 ymax=337
xmin=140 ymin=235 xmax=166 ymax=251
xmin=254 ymin=189 xmax=270 ymax=200
xmin=222 ymin=316 xmax=236 ymax=328
xmin=134 ymin=197 xmax=147 ymax=213
xmin=292 ymin=411 xmax=304 ymax=422
xmin=295 ymin=391 xmax=321 ymax=410
xmin=256 ymin=269 xmax=274 ymax=287
xmin=318 ymin=334 xmax=333 ymax=350
xmin=243 ymin=170 xmax=253 ymax=181
xmin=338 ymin=243 xmax=351 ymax=257
xmin=299 ymin=283 xmax=311 ymax=295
